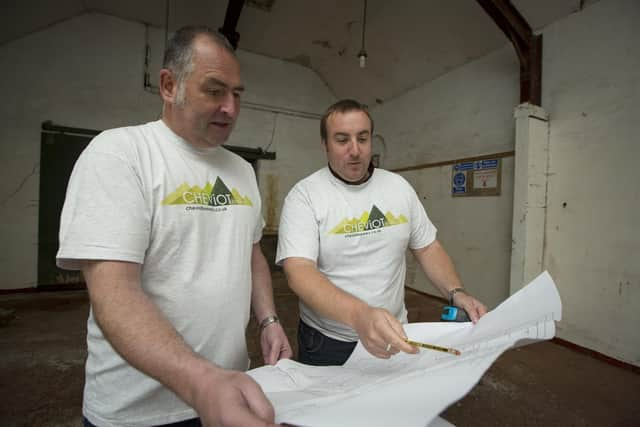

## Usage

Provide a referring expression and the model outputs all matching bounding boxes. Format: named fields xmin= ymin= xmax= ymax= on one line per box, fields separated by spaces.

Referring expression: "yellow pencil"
xmin=404 ymin=338 xmax=461 ymax=356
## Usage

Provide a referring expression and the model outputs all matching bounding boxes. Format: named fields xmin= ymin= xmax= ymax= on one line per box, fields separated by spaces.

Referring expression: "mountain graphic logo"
xmin=161 ymin=177 xmax=253 ymax=206
xmin=329 ymin=205 xmax=408 ymax=235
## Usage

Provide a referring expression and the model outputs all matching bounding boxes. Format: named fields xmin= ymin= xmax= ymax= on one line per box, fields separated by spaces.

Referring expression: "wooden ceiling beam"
xmin=476 ymin=0 xmax=542 ymax=106
xmin=218 ymin=0 xmax=245 ymax=50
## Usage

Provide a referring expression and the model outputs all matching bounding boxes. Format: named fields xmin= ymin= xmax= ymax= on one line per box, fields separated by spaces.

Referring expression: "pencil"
xmin=404 ymin=338 xmax=461 ymax=356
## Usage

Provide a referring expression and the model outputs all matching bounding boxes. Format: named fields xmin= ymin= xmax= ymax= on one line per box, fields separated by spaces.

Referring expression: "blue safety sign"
xmin=480 ymin=159 xmax=498 ymax=168
xmin=454 ymin=162 xmax=474 ymax=171
xmin=452 ymin=187 xmax=466 ymax=194
xmin=452 ymin=158 xmax=501 ymax=197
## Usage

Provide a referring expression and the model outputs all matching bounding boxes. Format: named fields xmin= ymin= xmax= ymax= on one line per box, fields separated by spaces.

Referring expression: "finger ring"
xmin=385 ymin=343 xmax=392 ymax=352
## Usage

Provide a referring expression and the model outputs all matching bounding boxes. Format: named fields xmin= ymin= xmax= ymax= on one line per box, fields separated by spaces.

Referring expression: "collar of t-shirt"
xmin=158 ymin=119 xmax=221 ymax=157
xmin=328 ymin=162 xmax=375 ymax=187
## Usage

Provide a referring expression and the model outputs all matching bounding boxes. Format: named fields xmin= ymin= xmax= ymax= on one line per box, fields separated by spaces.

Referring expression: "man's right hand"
xmin=191 ymin=367 xmax=280 ymax=427
xmin=283 ymin=257 xmax=417 ymax=359
xmin=351 ymin=306 xmax=418 ymax=358
xmin=82 ymin=261 xmax=278 ymax=426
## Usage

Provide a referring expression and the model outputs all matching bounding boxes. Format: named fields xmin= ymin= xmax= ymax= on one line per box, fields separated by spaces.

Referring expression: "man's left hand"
xmin=453 ymin=292 xmax=488 ymax=323
xmin=260 ymin=322 xmax=293 ymax=365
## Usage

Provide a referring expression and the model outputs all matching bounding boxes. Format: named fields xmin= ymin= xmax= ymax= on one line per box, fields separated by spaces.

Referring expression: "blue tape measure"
xmin=441 ymin=305 xmax=470 ymax=322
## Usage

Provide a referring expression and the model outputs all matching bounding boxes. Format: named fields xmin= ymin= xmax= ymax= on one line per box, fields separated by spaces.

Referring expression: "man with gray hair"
xmin=57 ymin=26 xmax=291 ymax=426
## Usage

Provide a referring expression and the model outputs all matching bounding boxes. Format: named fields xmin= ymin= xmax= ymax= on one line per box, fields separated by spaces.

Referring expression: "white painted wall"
xmin=371 ymin=46 xmax=520 ymax=309
xmin=228 ymin=50 xmax=334 ymax=231
xmin=542 ymin=0 xmax=640 ymax=365
xmin=374 ymin=0 xmax=639 ymax=365
xmin=0 ymin=13 xmax=332 ymax=290
xmin=3 ymin=1 xmax=636 ymax=367
xmin=373 ymin=46 xmax=519 ymax=169
xmin=399 ymin=159 xmax=515 ymax=309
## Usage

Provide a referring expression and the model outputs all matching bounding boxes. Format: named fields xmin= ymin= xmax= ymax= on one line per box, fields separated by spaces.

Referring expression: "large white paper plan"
xmin=247 ymin=271 xmax=562 ymax=427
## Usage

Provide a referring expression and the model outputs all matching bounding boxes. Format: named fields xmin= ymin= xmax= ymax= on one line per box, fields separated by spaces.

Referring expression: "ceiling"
xmin=2 ymin=0 xmax=592 ymax=106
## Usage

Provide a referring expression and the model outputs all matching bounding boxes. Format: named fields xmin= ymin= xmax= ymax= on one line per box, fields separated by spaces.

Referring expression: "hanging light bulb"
xmin=358 ymin=0 xmax=368 ymax=68
xmin=358 ymin=49 xmax=368 ymax=68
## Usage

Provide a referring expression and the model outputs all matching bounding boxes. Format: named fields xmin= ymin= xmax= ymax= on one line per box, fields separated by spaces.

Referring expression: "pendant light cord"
xmin=361 ymin=0 xmax=368 ymax=50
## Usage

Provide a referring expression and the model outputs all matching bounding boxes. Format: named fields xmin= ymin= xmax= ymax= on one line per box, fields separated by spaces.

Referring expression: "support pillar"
xmin=510 ymin=103 xmax=550 ymax=294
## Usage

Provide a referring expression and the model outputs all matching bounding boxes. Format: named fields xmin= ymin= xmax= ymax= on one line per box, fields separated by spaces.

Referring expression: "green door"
xmin=37 ymin=130 xmax=93 ymax=287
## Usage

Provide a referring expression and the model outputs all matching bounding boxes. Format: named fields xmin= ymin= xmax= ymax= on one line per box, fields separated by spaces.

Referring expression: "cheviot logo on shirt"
xmin=161 ymin=177 xmax=253 ymax=207
xmin=329 ymin=204 xmax=407 ymax=235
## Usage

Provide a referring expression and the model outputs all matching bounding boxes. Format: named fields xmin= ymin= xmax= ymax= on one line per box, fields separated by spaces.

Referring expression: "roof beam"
xmin=476 ymin=0 xmax=542 ymax=106
xmin=218 ymin=0 xmax=246 ymax=50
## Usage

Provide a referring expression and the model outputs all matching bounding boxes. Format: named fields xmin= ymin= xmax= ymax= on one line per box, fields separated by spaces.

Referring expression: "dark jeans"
xmin=84 ymin=416 xmax=201 ymax=427
xmin=297 ymin=319 xmax=357 ymax=366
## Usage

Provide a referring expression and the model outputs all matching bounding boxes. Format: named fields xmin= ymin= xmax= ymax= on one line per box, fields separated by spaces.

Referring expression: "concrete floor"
xmin=1 ymin=269 xmax=639 ymax=426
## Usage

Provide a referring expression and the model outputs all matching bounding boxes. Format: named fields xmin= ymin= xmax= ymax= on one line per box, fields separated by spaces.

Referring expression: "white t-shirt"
xmin=276 ymin=167 xmax=437 ymax=342
xmin=57 ymin=120 xmax=263 ymax=426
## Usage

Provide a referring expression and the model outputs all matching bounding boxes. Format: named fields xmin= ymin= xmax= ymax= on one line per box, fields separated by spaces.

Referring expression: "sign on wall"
xmin=452 ymin=158 xmax=501 ymax=197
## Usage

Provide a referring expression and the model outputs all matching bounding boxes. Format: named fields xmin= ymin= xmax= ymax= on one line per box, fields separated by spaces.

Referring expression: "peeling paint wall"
xmin=0 ymin=13 xmax=332 ymax=290
xmin=227 ymin=49 xmax=334 ymax=235
xmin=398 ymin=159 xmax=515 ymax=309
xmin=0 ymin=13 xmax=161 ymax=290
xmin=370 ymin=46 xmax=520 ymax=309
xmin=373 ymin=0 xmax=639 ymax=366
xmin=541 ymin=0 xmax=640 ymax=365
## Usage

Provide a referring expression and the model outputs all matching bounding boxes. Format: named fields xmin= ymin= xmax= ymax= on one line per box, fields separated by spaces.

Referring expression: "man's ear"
xmin=321 ymin=139 xmax=328 ymax=151
xmin=159 ymin=69 xmax=177 ymax=104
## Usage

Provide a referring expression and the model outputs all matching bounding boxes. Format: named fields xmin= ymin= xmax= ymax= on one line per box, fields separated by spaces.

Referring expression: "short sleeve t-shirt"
xmin=276 ymin=167 xmax=437 ymax=341
xmin=57 ymin=120 xmax=263 ymax=426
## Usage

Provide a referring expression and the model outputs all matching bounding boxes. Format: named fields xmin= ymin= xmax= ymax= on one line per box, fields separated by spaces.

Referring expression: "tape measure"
xmin=441 ymin=305 xmax=470 ymax=322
